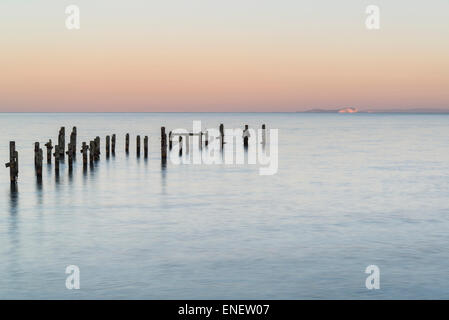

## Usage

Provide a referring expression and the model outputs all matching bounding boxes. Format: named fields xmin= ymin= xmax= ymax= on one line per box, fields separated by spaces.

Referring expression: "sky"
xmin=0 ymin=0 xmax=448 ymax=112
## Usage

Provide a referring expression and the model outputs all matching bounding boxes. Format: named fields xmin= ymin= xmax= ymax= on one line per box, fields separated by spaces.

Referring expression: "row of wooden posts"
xmin=5 ymin=123 xmax=264 ymax=184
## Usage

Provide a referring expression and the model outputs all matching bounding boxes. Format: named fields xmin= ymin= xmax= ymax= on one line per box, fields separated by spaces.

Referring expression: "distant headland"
xmin=298 ymin=107 xmax=449 ymax=114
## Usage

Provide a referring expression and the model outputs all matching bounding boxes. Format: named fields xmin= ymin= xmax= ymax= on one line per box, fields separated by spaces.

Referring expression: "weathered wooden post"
xmin=169 ymin=131 xmax=173 ymax=150
xmin=243 ymin=125 xmax=249 ymax=148
xmin=70 ymin=127 xmax=77 ymax=159
xmin=261 ymin=124 xmax=266 ymax=146
xmin=186 ymin=134 xmax=190 ymax=154
xmin=205 ymin=131 xmax=209 ymax=147
xmin=179 ymin=136 xmax=183 ymax=157
xmin=106 ymin=135 xmax=110 ymax=158
xmin=53 ymin=145 xmax=60 ymax=175
xmin=80 ymin=142 xmax=88 ymax=167
xmin=125 ymin=133 xmax=129 ymax=154
xmin=94 ymin=136 xmax=100 ymax=160
xmin=34 ymin=142 xmax=40 ymax=168
xmin=136 ymin=135 xmax=141 ymax=156
xmin=161 ymin=127 xmax=167 ymax=162
xmin=36 ymin=148 xmax=43 ymax=178
xmin=66 ymin=142 xmax=73 ymax=172
xmin=199 ymin=132 xmax=203 ymax=150
xmin=111 ymin=134 xmax=116 ymax=155
xmin=5 ymin=141 xmax=19 ymax=184
xmin=219 ymin=124 xmax=224 ymax=149
xmin=89 ymin=141 xmax=95 ymax=164
xmin=58 ymin=127 xmax=65 ymax=159
xmin=45 ymin=139 xmax=53 ymax=164
xmin=144 ymin=136 xmax=148 ymax=158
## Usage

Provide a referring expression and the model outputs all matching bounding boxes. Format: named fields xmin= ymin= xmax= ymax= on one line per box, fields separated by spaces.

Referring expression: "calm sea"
xmin=1 ymin=112 xmax=449 ymax=299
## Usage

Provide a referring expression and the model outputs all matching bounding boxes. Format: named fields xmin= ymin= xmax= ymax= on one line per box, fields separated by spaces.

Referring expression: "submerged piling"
xmin=66 ymin=142 xmax=73 ymax=172
xmin=111 ymin=134 xmax=116 ymax=155
xmin=70 ymin=127 xmax=77 ymax=159
xmin=136 ymin=135 xmax=141 ymax=156
xmin=106 ymin=135 xmax=110 ymax=157
xmin=243 ymin=124 xmax=249 ymax=148
xmin=80 ymin=142 xmax=88 ymax=167
xmin=45 ymin=139 xmax=53 ymax=164
xmin=54 ymin=145 xmax=60 ymax=175
xmin=161 ymin=127 xmax=167 ymax=162
xmin=89 ymin=141 xmax=95 ymax=164
xmin=261 ymin=124 xmax=266 ymax=146
xmin=5 ymin=141 xmax=19 ymax=184
xmin=36 ymin=147 xmax=43 ymax=178
xmin=219 ymin=124 xmax=224 ymax=149
xmin=169 ymin=131 xmax=173 ymax=150
xmin=125 ymin=133 xmax=129 ymax=154
xmin=58 ymin=127 xmax=65 ymax=159
xmin=179 ymin=136 xmax=183 ymax=157
xmin=94 ymin=136 xmax=100 ymax=160
xmin=144 ymin=136 xmax=148 ymax=158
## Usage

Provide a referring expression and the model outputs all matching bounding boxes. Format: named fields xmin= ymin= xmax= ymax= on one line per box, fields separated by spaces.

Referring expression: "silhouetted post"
xmin=71 ymin=127 xmax=77 ymax=159
xmin=243 ymin=125 xmax=249 ymax=148
xmin=169 ymin=131 xmax=173 ymax=150
xmin=106 ymin=135 xmax=110 ymax=158
xmin=34 ymin=142 xmax=40 ymax=168
xmin=179 ymin=136 xmax=183 ymax=157
xmin=125 ymin=133 xmax=129 ymax=154
xmin=89 ymin=141 xmax=95 ymax=164
xmin=66 ymin=142 xmax=73 ymax=172
xmin=45 ymin=139 xmax=53 ymax=164
xmin=94 ymin=136 xmax=100 ymax=160
xmin=161 ymin=127 xmax=167 ymax=162
xmin=199 ymin=132 xmax=203 ymax=150
xmin=36 ymin=148 xmax=43 ymax=178
xmin=261 ymin=124 xmax=266 ymax=146
xmin=58 ymin=127 xmax=65 ymax=159
xmin=219 ymin=124 xmax=224 ymax=149
xmin=80 ymin=142 xmax=88 ymax=167
xmin=53 ymin=145 xmax=60 ymax=175
xmin=136 ymin=135 xmax=141 ymax=156
xmin=5 ymin=141 xmax=19 ymax=184
xmin=111 ymin=134 xmax=116 ymax=155
xmin=205 ymin=131 xmax=209 ymax=147
xmin=144 ymin=136 xmax=148 ymax=158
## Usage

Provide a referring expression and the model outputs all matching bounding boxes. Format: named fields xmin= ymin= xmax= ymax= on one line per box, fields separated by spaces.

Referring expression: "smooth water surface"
xmin=1 ymin=113 xmax=449 ymax=299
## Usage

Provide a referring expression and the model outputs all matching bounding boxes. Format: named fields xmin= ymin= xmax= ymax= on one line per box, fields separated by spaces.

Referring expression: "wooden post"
xmin=66 ymin=142 xmax=73 ymax=172
xmin=199 ymin=132 xmax=203 ymax=150
xmin=5 ymin=141 xmax=19 ymax=184
xmin=219 ymin=124 xmax=224 ymax=149
xmin=179 ymin=136 xmax=183 ymax=157
xmin=89 ymin=141 xmax=95 ymax=164
xmin=243 ymin=124 xmax=249 ymax=148
xmin=53 ymin=145 xmax=60 ymax=174
xmin=125 ymin=133 xmax=129 ymax=153
xmin=144 ymin=136 xmax=148 ymax=158
xmin=71 ymin=127 xmax=77 ymax=159
xmin=111 ymin=134 xmax=116 ymax=154
xmin=106 ymin=135 xmax=110 ymax=157
xmin=161 ymin=127 xmax=167 ymax=162
xmin=34 ymin=142 xmax=40 ymax=168
xmin=169 ymin=131 xmax=173 ymax=150
xmin=261 ymin=124 xmax=266 ymax=146
xmin=45 ymin=139 xmax=53 ymax=164
xmin=58 ymin=127 xmax=65 ymax=158
xmin=94 ymin=136 xmax=100 ymax=160
xmin=136 ymin=135 xmax=141 ymax=156
xmin=205 ymin=131 xmax=209 ymax=147
xmin=80 ymin=142 xmax=88 ymax=167
xmin=36 ymin=148 xmax=43 ymax=178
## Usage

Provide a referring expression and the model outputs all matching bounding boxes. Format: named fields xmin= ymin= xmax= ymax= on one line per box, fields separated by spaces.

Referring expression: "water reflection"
xmin=9 ymin=184 xmax=19 ymax=215
xmin=36 ymin=176 xmax=43 ymax=206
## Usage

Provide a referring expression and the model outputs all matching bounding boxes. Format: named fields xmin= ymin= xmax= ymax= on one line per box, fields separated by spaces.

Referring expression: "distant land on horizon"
xmin=299 ymin=107 xmax=449 ymax=114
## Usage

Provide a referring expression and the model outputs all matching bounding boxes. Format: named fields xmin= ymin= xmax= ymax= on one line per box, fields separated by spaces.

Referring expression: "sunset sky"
xmin=0 ymin=0 xmax=448 ymax=112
